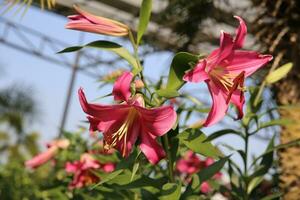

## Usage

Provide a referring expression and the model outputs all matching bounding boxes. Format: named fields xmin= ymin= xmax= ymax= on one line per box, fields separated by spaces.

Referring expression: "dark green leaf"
xmin=197 ymin=156 xmax=229 ymax=184
xmin=113 ymin=176 xmax=168 ymax=189
xmin=58 ymin=40 xmax=140 ymax=73
xmin=166 ymin=52 xmax=198 ymax=90
xmin=177 ymin=129 xmax=223 ymax=158
xmin=137 ymin=0 xmax=152 ymax=44
xmin=250 ymin=136 xmax=274 ymax=178
xmin=204 ymin=129 xmax=241 ymax=142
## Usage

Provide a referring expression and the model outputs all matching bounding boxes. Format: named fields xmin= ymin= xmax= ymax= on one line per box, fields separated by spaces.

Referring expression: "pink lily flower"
xmin=65 ymin=153 xmax=115 ymax=189
xmin=79 ymin=71 xmax=177 ymax=164
xmin=183 ymin=16 xmax=273 ymax=126
xmin=176 ymin=150 xmax=202 ymax=174
xmin=66 ymin=5 xmax=129 ymax=36
xmin=25 ymin=139 xmax=70 ymax=169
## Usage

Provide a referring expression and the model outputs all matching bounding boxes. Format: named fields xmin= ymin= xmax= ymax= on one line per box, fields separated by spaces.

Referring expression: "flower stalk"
xmin=162 ymin=134 xmax=175 ymax=183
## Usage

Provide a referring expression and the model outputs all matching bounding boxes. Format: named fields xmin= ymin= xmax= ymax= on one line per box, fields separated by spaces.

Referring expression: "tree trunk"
xmin=276 ymin=31 xmax=300 ymax=199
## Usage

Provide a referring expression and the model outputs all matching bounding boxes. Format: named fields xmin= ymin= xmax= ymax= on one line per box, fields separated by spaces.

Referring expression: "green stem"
xmin=128 ymin=30 xmax=174 ymax=183
xmin=243 ymin=127 xmax=250 ymax=200
xmin=162 ymin=134 xmax=175 ymax=183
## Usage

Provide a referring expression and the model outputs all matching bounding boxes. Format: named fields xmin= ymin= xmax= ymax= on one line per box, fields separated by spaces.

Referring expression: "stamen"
xmin=226 ymin=71 xmax=245 ymax=104
xmin=209 ymin=67 xmax=245 ymax=104
xmin=103 ymin=108 xmax=137 ymax=156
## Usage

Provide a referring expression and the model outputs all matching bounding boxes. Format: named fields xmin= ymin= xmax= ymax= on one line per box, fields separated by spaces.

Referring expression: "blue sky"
xmin=0 ymin=4 xmax=270 ymax=167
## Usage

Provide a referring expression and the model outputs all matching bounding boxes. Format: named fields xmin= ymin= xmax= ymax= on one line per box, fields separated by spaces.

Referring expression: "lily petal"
xmin=135 ymin=105 xmax=177 ymax=137
xmin=224 ymin=51 xmax=273 ymax=77
xmin=204 ymin=81 xmax=229 ymax=127
xmin=78 ymin=88 xmax=130 ymax=121
xmin=73 ymin=5 xmax=128 ymax=30
xmin=25 ymin=147 xmax=57 ymax=169
xmin=183 ymin=60 xmax=209 ymax=83
xmin=234 ymin=16 xmax=247 ymax=49
xmin=112 ymin=71 xmax=133 ymax=102
xmin=66 ymin=6 xmax=129 ymax=36
xmin=230 ymin=90 xmax=245 ymax=119
xmin=139 ymin=132 xmax=166 ymax=164
xmin=113 ymin=118 xmax=140 ymax=157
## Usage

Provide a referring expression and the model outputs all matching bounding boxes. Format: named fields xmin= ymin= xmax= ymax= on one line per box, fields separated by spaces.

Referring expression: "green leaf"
xmin=261 ymin=192 xmax=283 ymax=200
xmin=177 ymin=129 xmax=223 ymax=158
xmin=58 ymin=40 xmax=141 ymax=74
xmin=166 ymin=52 xmax=198 ymax=90
xmin=251 ymin=138 xmax=300 ymax=167
xmin=159 ymin=183 xmax=181 ymax=200
xmin=197 ymin=156 xmax=229 ymax=184
xmin=204 ymin=129 xmax=241 ymax=142
xmin=156 ymin=89 xmax=180 ymax=98
xmin=130 ymin=162 xmax=140 ymax=181
xmin=247 ymin=176 xmax=263 ymax=194
xmin=250 ymin=136 xmax=274 ymax=178
xmin=91 ymin=169 xmax=123 ymax=188
xmin=266 ymin=62 xmax=293 ymax=84
xmin=137 ymin=0 xmax=152 ymax=44
xmin=114 ymin=176 xmax=168 ymax=189
xmin=259 ymin=118 xmax=293 ymax=129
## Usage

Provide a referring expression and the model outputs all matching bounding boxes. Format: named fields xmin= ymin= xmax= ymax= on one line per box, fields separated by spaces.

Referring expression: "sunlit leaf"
xmin=159 ymin=182 xmax=181 ymax=200
xmin=166 ymin=52 xmax=198 ymax=90
xmin=156 ymin=89 xmax=180 ymax=98
xmin=137 ymin=0 xmax=152 ymax=44
xmin=91 ymin=169 xmax=123 ymax=188
xmin=247 ymin=176 xmax=263 ymax=194
xmin=266 ymin=62 xmax=293 ymax=84
xmin=177 ymin=129 xmax=223 ymax=158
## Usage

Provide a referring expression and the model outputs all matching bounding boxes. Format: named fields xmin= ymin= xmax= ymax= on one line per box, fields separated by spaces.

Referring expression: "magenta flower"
xmin=65 ymin=153 xmax=115 ymax=189
xmin=25 ymin=139 xmax=70 ymax=169
xmin=183 ymin=16 xmax=273 ymax=126
xmin=176 ymin=150 xmax=202 ymax=174
xmin=79 ymin=71 xmax=177 ymax=164
xmin=176 ymin=151 xmax=223 ymax=194
xmin=66 ymin=6 xmax=129 ymax=36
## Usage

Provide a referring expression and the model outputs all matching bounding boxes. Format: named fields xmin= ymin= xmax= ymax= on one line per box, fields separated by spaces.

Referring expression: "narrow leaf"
xmin=247 ymin=176 xmax=263 ymax=194
xmin=137 ymin=0 xmax=152 ymax=44
xmin=197 ymin=156 xmax=229 ymax=184
xmin=130 ymin=162 xmax=140 ymax=181
xmin=266 ymin=62 xmax=293 ymax=84
xmin=91 ymin=169 xmax=123 ymax=188
xmin=58 ymin=40 xmax=141 ymax=73
xmin=261 ymin=192 xmax=283 ymax=200
xmin=205 ymin=129 xmax=241 ymax=142
xmin=259 ymin=118 xmax=293 ymax=129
